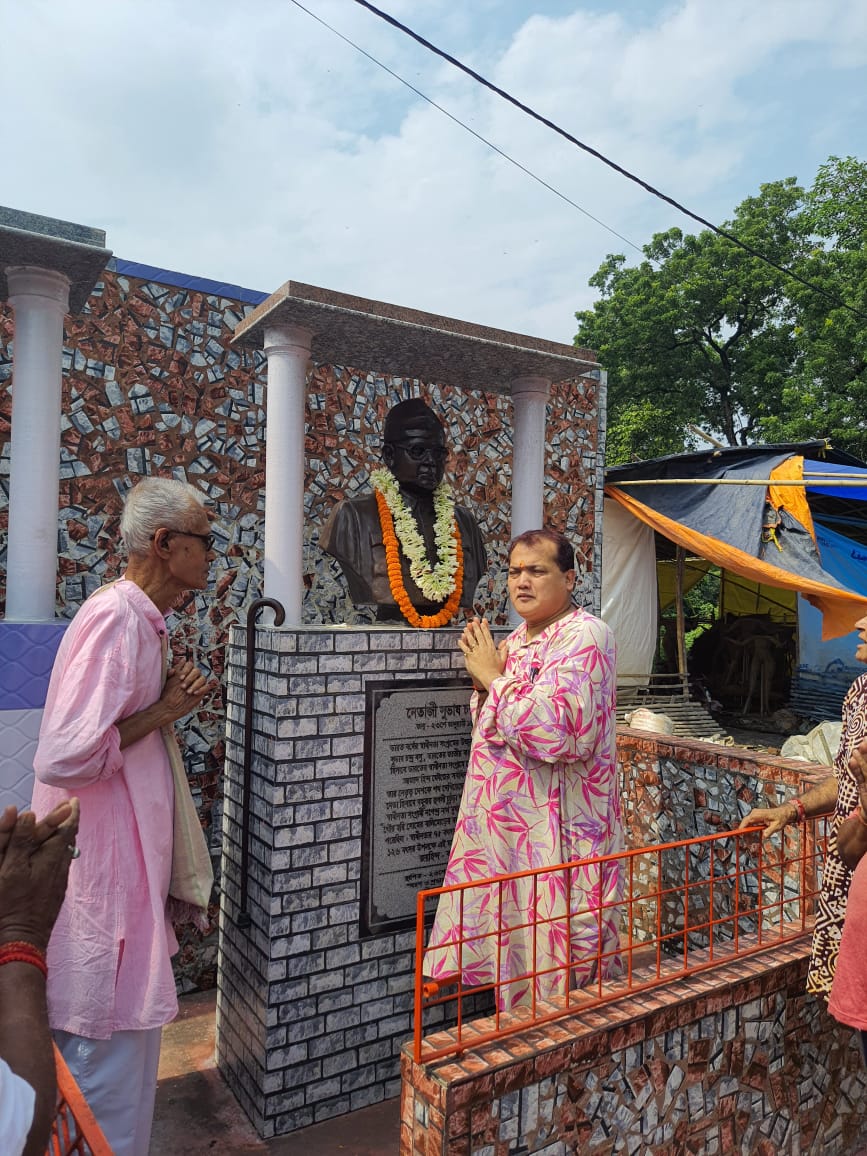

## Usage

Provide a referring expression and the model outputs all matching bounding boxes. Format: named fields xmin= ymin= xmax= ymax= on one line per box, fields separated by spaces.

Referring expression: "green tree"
xmin=576 ymin=160 xmax=867 ymax=464
xmin=761 ymin=157 xmax=867 ymax=458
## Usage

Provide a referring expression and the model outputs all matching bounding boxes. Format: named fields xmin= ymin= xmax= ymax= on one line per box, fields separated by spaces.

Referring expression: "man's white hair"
xmin=120 ymin=478 xmax=207 ymax=556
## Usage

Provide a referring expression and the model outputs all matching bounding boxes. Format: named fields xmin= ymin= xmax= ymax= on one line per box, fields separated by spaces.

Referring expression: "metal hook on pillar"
xmin=237 ymin=597 xmax=286 ymax=928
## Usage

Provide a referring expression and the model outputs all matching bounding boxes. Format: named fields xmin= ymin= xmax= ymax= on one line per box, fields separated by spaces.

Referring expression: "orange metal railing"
xmin=46 ymin=1045 xmax=113 ymax=1155
xmin=413 ymin=817 xmax=829 ymax=1062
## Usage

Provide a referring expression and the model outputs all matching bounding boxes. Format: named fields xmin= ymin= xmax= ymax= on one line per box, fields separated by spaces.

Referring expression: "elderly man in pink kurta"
xmin=32 ymin=477 xmax=215 ymax=1156
xmin=425 ymin=528 xmax=622 ymax=1010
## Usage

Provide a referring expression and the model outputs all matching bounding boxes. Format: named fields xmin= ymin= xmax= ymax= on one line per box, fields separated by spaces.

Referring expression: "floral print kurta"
xmin=424 ymin=608 xmax=622 ymax=1010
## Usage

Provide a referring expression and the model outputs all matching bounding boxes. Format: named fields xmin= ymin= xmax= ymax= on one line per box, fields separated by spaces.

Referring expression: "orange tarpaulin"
xmin=769 ymin=455 xmax=816 ymax=541
xmin=605 ymin=485 xmax=867 ymax=640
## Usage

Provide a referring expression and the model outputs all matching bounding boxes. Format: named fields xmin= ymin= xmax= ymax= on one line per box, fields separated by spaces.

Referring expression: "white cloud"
xmin=2 ymin=0 xmax=866 ymax=343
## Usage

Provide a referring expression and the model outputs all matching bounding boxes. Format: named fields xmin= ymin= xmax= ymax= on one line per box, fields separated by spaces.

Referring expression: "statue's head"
xmin=382 ymin=398 xmax=447 ymax=495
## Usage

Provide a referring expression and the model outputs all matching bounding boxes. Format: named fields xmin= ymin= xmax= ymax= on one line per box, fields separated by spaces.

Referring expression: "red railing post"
xmin=414 ymin=886 xmax=426 ymax=1063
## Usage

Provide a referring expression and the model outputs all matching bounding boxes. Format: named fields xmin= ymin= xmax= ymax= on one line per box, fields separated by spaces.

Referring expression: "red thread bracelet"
xmin=791 ymin=798 xmax=806 ymax=823
xmin=0 ymin=941 xmax=47 ymax=978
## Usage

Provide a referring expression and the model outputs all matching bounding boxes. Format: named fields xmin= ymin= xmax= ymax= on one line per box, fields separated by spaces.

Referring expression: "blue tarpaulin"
xmin=804 ymin=459 xmax=867 ymax=500
xmin=799 ymin=520 xmax=867 ymax=675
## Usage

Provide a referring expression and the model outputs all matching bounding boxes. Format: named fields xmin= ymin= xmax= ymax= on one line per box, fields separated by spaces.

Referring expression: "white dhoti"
xmin=55 ymin=1027 xmax=162 ymax=1156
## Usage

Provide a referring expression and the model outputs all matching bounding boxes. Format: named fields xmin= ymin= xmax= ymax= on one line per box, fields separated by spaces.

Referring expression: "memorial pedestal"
xmin=216 ymin=623 xmax=476 ymax=1137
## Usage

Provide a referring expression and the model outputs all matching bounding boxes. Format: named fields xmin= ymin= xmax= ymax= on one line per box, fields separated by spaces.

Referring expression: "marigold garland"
xmin=371 ymin=469 xmax=459 ymax=598
xmin=374 ymin=489 xmax=464 ymax=628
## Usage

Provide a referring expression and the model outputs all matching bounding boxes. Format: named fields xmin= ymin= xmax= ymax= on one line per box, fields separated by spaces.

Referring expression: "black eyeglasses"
xmin=390 ymin=442 xmax=448 ymax=462
xmin=155 ymin=530 xmax=215 ymax=551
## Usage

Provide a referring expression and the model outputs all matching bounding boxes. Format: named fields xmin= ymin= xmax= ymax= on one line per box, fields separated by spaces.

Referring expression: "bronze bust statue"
xmin=320 ymin=399 xmax=486 ymax=625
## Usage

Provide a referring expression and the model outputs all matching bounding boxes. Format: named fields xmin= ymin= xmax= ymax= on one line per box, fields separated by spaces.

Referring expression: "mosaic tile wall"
xmin=0 ymin=261 xmax=603 ymax=989
xmin=617 ymin=730 xmax=831 ymax=957
xmin=401 ymin=942 xmax=867 ymax=1155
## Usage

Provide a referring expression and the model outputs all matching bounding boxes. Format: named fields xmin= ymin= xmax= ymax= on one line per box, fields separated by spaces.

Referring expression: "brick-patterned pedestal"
xmin=216 ymin=624 xmax=472 ymax=1137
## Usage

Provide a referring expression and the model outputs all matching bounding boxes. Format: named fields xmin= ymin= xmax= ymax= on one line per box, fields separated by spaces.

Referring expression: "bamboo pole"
xmin=675 ymin=546 xmax=687 ymax=695
xmin=610 ymin=477 xmax=867 ymax=487
xmin=686 ymin=424 xmax=726 ymax=448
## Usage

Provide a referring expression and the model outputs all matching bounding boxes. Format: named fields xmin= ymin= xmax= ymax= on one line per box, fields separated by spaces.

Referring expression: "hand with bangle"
xmin=0 ymin=798 xmax=79 ymax=1156
xmin=788 ymin=797 xmax=807 ymax=825
xmin=738 ymin=769 xmax=839 ymax=840
xmin=737 ymin=799 xmax=800 ymax=838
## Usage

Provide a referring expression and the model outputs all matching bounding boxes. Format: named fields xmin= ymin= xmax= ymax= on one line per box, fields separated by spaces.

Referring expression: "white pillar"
xmin=510 ymin=375 xmax=551 ymax=537
xmin=263 ymin=324 xmax=313 ymax=623
xmin=4 ymin=266 xmax=71 ymax=622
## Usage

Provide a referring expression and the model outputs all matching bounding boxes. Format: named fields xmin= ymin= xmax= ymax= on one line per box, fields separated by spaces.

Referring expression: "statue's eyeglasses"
xmin=391 ymin=443 xmax=448 ymax=462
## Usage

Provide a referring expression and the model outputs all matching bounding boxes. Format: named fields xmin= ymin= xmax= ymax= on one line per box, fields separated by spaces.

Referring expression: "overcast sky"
xmin=3 ymin=0 xmax=866 ymax=342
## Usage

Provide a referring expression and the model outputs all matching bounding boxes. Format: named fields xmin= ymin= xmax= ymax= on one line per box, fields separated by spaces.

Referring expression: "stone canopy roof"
xmin=0 ymin=207 xmax=111 ymax=314
xmin=232 ymin=280 xmax=598 ymax=394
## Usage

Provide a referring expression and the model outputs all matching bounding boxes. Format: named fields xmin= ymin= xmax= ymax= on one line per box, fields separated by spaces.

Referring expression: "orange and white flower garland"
xmin=371 ymin=468 xmax=463 ymax=628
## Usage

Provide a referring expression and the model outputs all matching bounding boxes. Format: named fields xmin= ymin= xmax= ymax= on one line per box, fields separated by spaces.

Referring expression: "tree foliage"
xmin=577 ymin=157 xmax=867 ymax=464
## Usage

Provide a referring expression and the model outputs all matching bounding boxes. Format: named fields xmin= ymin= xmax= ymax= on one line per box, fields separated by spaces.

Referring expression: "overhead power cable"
xmin=351 ymin=0 xmax=867 ymax=322
xmin=286 ymin=0 xmax=643 ymax=254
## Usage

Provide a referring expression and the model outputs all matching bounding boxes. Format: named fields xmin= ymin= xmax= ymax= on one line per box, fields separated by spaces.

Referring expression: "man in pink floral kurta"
xmin=425 ymin=528 xmax=621 ymax=1010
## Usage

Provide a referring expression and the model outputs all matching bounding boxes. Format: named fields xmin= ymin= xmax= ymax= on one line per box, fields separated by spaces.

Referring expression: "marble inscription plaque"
xmin=361 ymin=678 xmax=472 ymax=936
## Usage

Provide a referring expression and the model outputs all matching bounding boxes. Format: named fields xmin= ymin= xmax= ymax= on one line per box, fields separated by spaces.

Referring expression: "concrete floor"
xmin=151 ymin=990 xmax=401 ymax=1155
